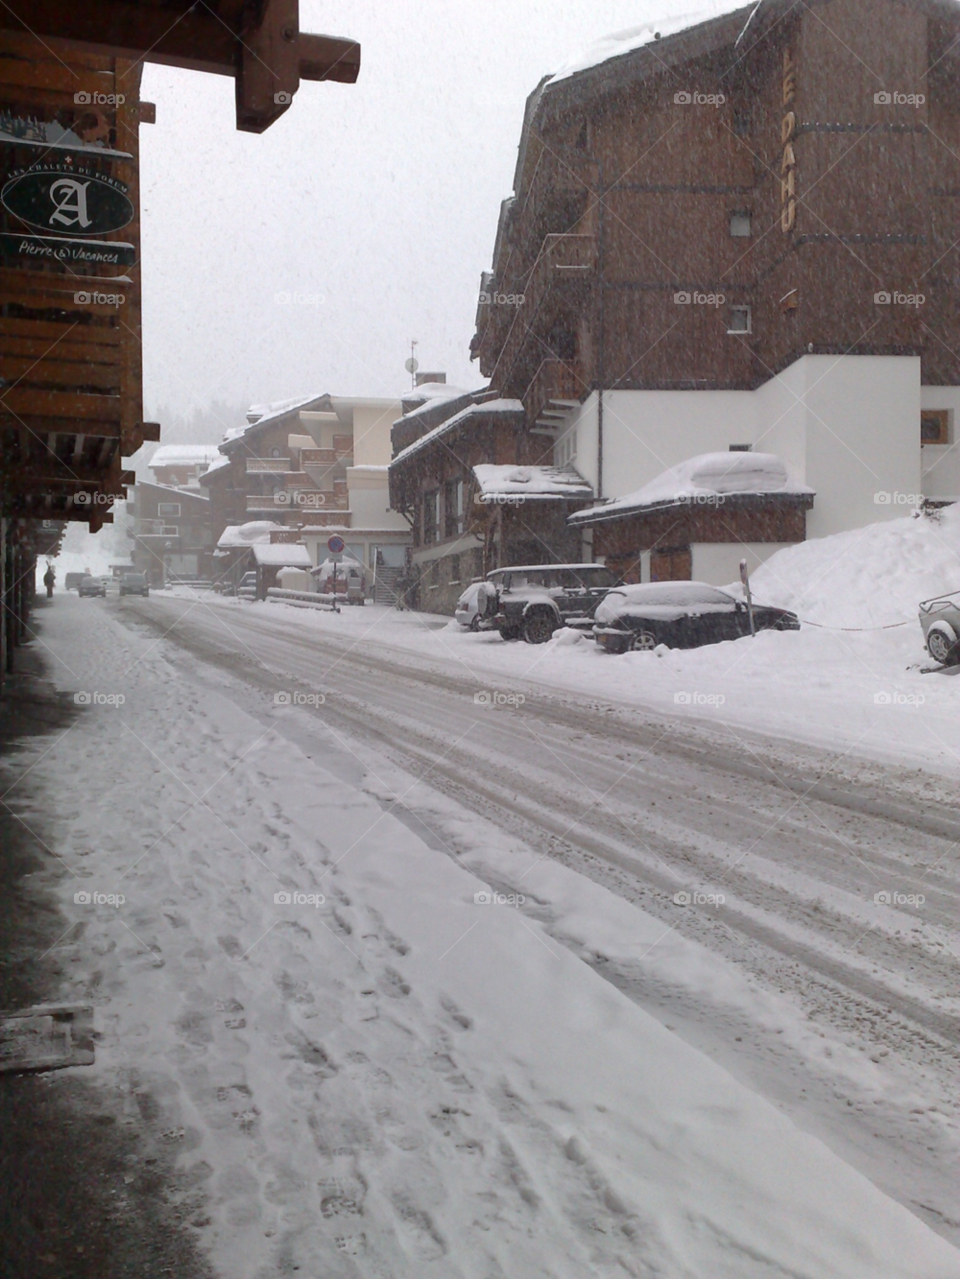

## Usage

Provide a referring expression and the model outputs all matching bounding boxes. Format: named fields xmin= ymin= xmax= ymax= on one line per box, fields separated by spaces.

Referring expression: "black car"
xmin=592 ymin=581 xmax=799 ymax=653
xmin=119 ymin=572 xmax=149 ymax=597
xmin=77 ymin=575 xmax=106 ymax=598
xmin=476 ymin=563 xmax=620 ymax=644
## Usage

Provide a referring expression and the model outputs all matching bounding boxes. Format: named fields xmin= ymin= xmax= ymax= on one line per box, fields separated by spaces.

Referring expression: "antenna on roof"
xmin=405 ymin=339 xmax=419 ymax=388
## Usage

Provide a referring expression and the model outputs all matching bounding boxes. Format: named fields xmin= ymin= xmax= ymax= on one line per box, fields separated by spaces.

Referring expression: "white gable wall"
xmin=559 ymin=354 xmax=928 ymax=540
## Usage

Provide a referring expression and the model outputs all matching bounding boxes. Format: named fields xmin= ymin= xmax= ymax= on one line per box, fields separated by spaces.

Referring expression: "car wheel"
xmin=469 ymin=616 xmax=481 ymax=632
xmin=498 ymin=625 xmax=520 ymax=642
xmin=522 ymin=609 xmax=557 ymax=645
xmin=629 ymin=629 xmax=658 ymax=652
xmin=927 ymin=623 xmax=959 ymax=665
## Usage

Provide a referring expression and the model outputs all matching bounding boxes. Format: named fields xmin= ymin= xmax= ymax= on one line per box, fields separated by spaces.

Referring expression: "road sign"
xmin=327 ymin=535 xmax=345 ymax=555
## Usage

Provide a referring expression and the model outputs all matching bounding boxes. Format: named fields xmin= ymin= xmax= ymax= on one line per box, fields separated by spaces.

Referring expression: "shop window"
xmin=157 ymin=502 xmax=181 ymax=517
xmin=449 ymin=554 xmax=461 ymax=585
xmin=921 ymin=409 xmax=950 ymax=445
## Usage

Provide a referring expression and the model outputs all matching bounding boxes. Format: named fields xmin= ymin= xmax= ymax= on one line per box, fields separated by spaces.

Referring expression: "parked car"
xmin=476 ymin=563 xmax=620 ymax=643
xmin=77 ymin=575 xmax=106 ymax=598
xmin=312 ymin=557 xmax=366 ymax=604
xmin=454 ymin=581 xmax=484 ymax=630
xmin=119 ymin=572 xmax=149 ymax=597
xmin=593 ymin=580 xmax=800 ymax=653
xmin=64 ymin=572 xmax=86 ymax=592
xmin=919 ymin=589 xmax=960 ymax=664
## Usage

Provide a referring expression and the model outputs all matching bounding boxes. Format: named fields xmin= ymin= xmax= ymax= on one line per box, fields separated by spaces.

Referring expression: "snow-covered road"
xmin=16 ymin=591 xmax=960 ymax=1277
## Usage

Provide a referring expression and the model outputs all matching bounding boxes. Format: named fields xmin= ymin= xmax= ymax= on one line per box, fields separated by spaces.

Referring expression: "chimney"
xmin=415 ymin=371 xmax=445 ymax=386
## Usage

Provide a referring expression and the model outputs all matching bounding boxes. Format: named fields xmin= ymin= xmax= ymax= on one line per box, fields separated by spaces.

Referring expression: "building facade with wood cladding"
xmin=468 ymin=0 xmax=960 ymax=585
xmin=0 ymin=1 xmax=359 ymax=677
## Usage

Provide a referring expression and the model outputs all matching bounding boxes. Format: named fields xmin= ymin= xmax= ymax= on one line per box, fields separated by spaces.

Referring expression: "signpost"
xmin=327 ymin=535 xmax=345 ymax=613
xmin=739 ymin=558 xmax=756 ymax=636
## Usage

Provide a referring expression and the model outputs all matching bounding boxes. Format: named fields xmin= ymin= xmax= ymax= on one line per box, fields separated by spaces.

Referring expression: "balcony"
xmin=246 ymin=490 xmax=349 ymax=513
xmin=137 ymin=519 xmax=180 ymax=536
xmin=245 ymin=457 xmax=291 ymax=473
xmin=485 ymin=234 xmax=595 ymax=386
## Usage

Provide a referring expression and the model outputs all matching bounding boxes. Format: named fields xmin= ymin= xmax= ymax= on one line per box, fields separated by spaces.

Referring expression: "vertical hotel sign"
xmin=780 ymin=49 xmax=798 ymax=232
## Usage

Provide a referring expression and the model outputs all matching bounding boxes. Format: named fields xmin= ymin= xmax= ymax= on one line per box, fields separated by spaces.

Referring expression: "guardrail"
xmin=266 ymin=587 xmax=340 ymax=610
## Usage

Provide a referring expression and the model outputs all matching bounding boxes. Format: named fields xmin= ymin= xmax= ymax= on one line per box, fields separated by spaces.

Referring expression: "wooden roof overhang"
xmin=0 ymin=0 xmax=360 ymax=134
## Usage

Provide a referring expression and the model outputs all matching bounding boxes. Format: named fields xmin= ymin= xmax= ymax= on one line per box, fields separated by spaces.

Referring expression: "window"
xmin=271 ymin=447 xmax=282 ymax=458
xmin=444 ymin=479 xmax=464 ymax=537
xmin=157 ymin=502 xmax=181 ymax=517
xmin=423 ymin=489 xmax=440 ymax=543
xmin=729 ymin=211 xmax=751 ymax=237
xmin=729 ymin=443 xmax=752 ymax=452
xmin=449 ymin=554 xmax=460 ymax=584
xmin=727 ymin=306 xmax=751 ymax=334
xmin=921 ymin=409 xmax=950 ymax=445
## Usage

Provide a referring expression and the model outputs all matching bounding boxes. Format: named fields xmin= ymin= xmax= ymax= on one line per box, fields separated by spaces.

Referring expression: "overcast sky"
xmin=138 ymin=1 xmax=701 ymax=430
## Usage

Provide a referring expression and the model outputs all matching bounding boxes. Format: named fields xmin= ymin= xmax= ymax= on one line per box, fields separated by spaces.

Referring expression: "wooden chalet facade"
xmin=388 ymin=393 xmax=594 ymax=614
xmin=0 ymin=2 xmax=359 ymax=681
xmin=463 ymin=0 xmax=960 ymax=586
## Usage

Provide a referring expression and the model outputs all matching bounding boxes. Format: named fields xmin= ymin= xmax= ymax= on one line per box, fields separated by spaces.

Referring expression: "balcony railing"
xmin=138 ymin=519 xmax=180 ymax=536
xmin=246 ymin=457 xmax=291 ymax=473
xmin=246 ymin=491 xmax=349 ymax=512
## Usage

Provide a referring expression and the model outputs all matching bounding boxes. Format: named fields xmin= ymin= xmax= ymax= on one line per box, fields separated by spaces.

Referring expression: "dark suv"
xmin=119 ymin=572 xmax=149 ymax=597
xmin=476 ymin=563 xmax=620 ymax=643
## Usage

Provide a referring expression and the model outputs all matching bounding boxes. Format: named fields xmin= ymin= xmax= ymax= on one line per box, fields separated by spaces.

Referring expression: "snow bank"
xmin=751 ymin=507 xmax=960 ymax=628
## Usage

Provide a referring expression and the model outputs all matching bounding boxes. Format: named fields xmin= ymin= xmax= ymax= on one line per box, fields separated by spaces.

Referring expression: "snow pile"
xmin=473 ymin=463 xmax=593 ymax=500
xmin=216 ymin=520 xmax=284 ymax=549
xmin=549 ymin=1 xmax=753 ymax=83
xmin=751 ymin=507 xmax=960 ymax=628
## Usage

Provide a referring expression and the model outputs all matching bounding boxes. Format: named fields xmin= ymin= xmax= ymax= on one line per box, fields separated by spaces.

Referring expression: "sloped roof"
xmin=570 ymin=451 xmax=813 ymax=525
xmin=216 ymin=520 xmax=284 ymax=549
xmin=148 ymin=444 xmax=221 ymax=468
xmin=391 ymin=398 xmax=524 ymax=467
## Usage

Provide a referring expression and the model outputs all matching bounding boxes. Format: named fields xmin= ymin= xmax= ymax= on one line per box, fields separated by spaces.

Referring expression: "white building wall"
xmin=346 ymin=466 xmax=408 ymax=530
xmin=691 ymin=542 xmax=795 ymax=587
xmin=352 ymin=403 xmax=402 ymax=465
xmin=561 ymin=355 xmax=931 ymax=542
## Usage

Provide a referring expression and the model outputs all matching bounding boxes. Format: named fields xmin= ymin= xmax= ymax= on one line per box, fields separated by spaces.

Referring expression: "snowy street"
xmin=8 ymin=589 xmax=959 ymax=1278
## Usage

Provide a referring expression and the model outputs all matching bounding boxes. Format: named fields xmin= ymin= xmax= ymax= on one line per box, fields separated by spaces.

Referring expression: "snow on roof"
xmin=200 ymin=453 xmax=231 ymax=480
xmin=391 ymin=399 xmax=524 ymax=466
xmin=570 ymin=452 xmax=812 ymax=523
xmin=473 ymin=464 xmax=594 ymax=501
xmin=252 ymin=542 xmax=312 ymax=567
xmin=224 ymin=394 xmax=325 ymax=447
xmin=217 ymin=520 xmax=285 ymax=549
xmin=403 ymin=382 xmax=471 ymax=405
xmin=548 ymin=1 xmax=754 ymax=84
xmin=148 ymin=445 xmax=221 ymax=469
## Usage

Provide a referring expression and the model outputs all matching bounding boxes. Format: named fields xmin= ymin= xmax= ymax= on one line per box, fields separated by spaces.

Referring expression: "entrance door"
xmin=650 ymin=546 xmax=692 ymax=581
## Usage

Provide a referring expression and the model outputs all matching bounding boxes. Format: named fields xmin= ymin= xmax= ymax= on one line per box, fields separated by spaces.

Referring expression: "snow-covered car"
xmin=119 ymin=572 xmax=149 ymax=597
xmin=311 ymin=557 xmax=366 ymax=604
xmin=77 ymin=575 xmax=106 ymax=598
xmin=64 ymin=572 xmax=86 ymax=592
xmin=593 ymin=581 xmax=800 ymax=653
xmin=919 ymin=589 xmax=960 ymax=664
xmin=454 ymin=581 xmax=483 ymax=630
xmin=476 ymin=563 xmax=620 ymax=643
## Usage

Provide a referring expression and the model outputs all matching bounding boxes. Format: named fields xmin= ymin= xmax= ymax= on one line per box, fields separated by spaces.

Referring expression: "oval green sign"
xmin=1 ymin=168 xmax=134 ymax=236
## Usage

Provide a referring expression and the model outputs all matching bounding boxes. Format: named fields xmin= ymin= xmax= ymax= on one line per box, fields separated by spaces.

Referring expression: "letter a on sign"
xmin=49 ymin=178 xmax=92 ymax=228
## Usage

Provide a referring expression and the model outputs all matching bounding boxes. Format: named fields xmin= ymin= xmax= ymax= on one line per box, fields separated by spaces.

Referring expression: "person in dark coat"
xmin=43 ymin=565 xmax=55 ymax=598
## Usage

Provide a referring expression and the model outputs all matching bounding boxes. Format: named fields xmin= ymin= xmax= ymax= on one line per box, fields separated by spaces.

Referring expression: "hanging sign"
xmin=780 ymin=50 xmax=798 ymax=232
xmin=0 ymin=164 xmax=134 ymax=235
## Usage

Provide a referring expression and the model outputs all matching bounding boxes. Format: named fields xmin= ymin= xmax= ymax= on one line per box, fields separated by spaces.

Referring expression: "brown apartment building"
xmin=396 ymin=0 xmax=960 ymax=599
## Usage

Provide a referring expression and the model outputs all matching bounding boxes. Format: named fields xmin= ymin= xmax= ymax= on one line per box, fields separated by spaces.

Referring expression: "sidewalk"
xmin=0 ymin=605 xmax=213 ymax=1279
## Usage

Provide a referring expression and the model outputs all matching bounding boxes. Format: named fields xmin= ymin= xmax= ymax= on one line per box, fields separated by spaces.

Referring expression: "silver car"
xmin=919 ymin=590 xmax=960 ymax=664
xmin=454 ymin=581 xmax=483 ymax=630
